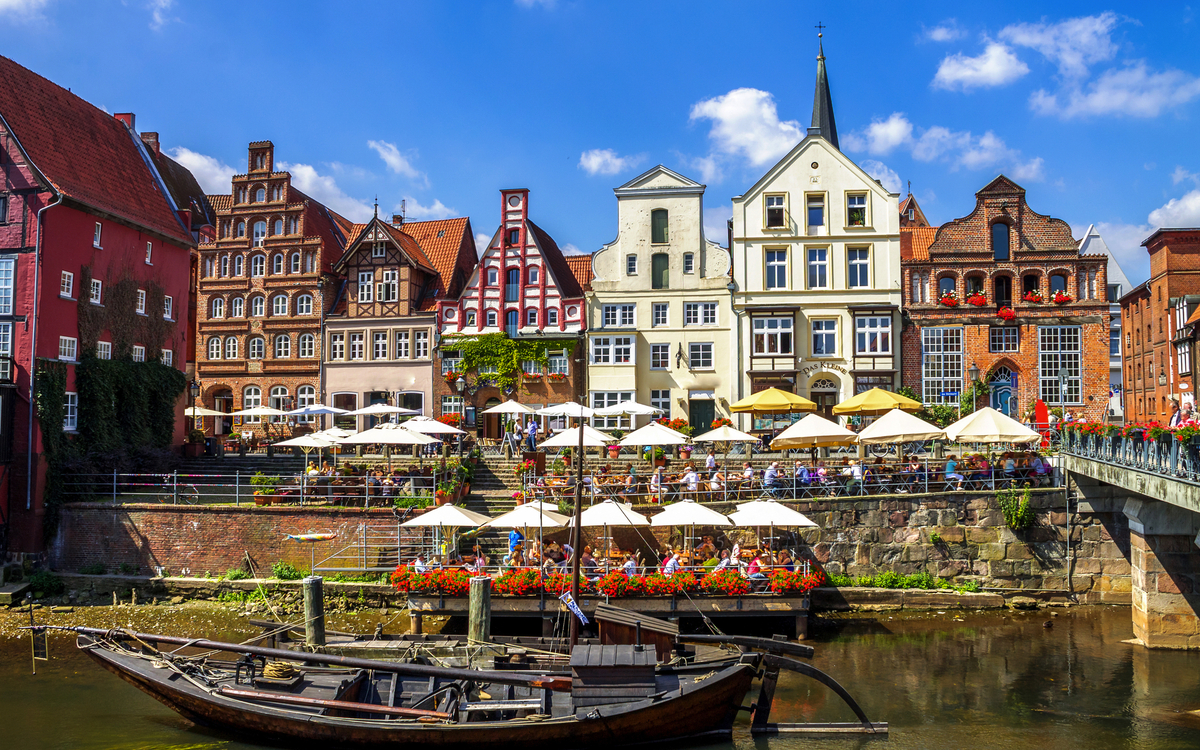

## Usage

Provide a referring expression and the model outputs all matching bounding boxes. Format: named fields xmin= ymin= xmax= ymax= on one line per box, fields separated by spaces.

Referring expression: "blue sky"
xmin=4 ymin=1 xmax=1200 ymax=284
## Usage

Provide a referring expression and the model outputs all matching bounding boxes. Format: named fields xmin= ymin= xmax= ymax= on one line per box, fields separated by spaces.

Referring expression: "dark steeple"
xmin=808 ymin=33 xmax=839 ymax=150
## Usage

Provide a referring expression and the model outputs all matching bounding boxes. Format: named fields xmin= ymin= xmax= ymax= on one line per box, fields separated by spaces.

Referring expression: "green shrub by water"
xmin=29 ymin=570 xmax=65 ymax=596
xmin=270 ymin=561 xmax=305 ymax=580
xmin=224 ymin=568 xmax=250 ymax=581
xmin=829 ymin=572 xmax=980 ymax=594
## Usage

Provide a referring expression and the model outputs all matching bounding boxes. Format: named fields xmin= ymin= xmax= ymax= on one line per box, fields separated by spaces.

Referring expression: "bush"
xmin=79 ymin=563 xmax=107 ymax=575
xmin=874 ymin=571 xmax=902 ymax=589
xmin=29 ymin=570 xmax=65 ymax=596
xmin=997 ymin=487 xmax=1035 ymax=530
xmin=271 ymin=561 xmax=305 ymax=580
xmin=225 ymin=567 xmax=250 ymax=581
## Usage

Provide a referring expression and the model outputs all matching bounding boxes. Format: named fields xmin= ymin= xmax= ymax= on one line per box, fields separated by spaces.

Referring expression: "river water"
xmin=2 ymin=603 xmax=1198 ymax=749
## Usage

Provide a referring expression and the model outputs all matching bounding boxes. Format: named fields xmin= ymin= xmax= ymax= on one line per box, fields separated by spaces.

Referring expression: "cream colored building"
xmin=730 ymin=41 xmax=902 ymax=429
xmin=587 ymin=166 xmax=734 ymax=431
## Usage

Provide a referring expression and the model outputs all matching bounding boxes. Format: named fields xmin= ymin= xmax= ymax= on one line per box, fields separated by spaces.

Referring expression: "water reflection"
xmin=2 ymin=605 xmax=1198 ymax=750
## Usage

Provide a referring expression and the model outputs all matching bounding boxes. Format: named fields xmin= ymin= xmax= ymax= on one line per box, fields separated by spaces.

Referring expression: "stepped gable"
xmin=925 ymin=175 xmax=1078 ymax=259
xmin=0 ymin=54 xmax=193 ymax=245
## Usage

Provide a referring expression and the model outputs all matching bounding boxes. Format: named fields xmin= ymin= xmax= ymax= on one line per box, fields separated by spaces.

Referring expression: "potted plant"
xmin=1052 ymin=291 xmax=1073 ymax=305
xmin=250 ymin=472 xmax=279 ymax=506
xmin=606 ymin=443 xmax=622 ymax=459
xmin=965 ymin=292 xmax=987 ymax=306
xmin=938 ymin=291 xmax=959 ymax=307
xmin=1023 ymin=290 xmax=1044 ymax=304
xmin=184 ymin=429 xmax=205 ymax=458
xmin=711 ymin=417 xmax=733 ymax=429
xmin=644 ymin=446 xmax=668 ymax=467
xmin=996 ymin=307 xmax=1016 ymax=321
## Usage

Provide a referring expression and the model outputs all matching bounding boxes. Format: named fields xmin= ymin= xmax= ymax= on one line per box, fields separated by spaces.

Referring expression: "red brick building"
xmin=1121 ymin=229 xmax=1200 ymax=422
xmin=0 ymin=56 xmax=197 ymax=551
xmin=900 ymin=176 xmax=1110 ymax=421
xmin=433 ymin=189 xmax=590 ymax=438
xmin=194 ymin=142 xmax=351 ymax=438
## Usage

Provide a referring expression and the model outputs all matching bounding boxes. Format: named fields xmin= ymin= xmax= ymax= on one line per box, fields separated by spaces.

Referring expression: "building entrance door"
xmin=688 ymin=399 xmax=715 ymax=432
xmin=482 ymin=398 xmax=502 ymax=439
xmin=990 ymin=367 xmax=1014 ymax=416
xmin=810 ymin=378 xmax=839 ymax=421
xmin=213 ymin=389 xmax=233 ymax=435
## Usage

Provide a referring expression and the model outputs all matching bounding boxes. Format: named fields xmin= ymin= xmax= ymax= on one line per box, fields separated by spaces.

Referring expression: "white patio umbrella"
xmin=856 ymin=408 xmax=946 ymax=444
xmin=618 ymin=421 xmax=688 ymax=446
xmin=730 ymin=499 xmax=819 ymax=553
xmin=692 ymin=424 xmax=761 ymax=503
xmin=481 ymin=400 xmax=533 ymax=415
xmin=403 ymin=415 xmax=467 ymax=436
xmin=185 ymin=406 xmax=225 ymax=418
xmin=769 ymin=414 xmax=857 ymax=449
xmin=340 ymin=422 xmax=440 ymax=446
xmin=348 ymin=403 xmax=421 ymax=416
xmin=522 ymin=499 xmax=572 ymax=524
xmin=945 ymin=407 xmax=1041 ymax=444
xmin=233 ymin=406 xmax=289 ymax=417
xmin=536 ymin=401 xmax=596 ymax=418
xmin=568 ymin=499 xmax=649 ymax=573
xmin=652 ymin=499 xmax=732 ymax=563
xmin=539 ymin=424 xmax=611 ymax=448
xmin=401 ymin=504 xmax=492 ymax=528
xmin=484 ymin=503 xmax=568 ymax=528
xmin=311 ymin=427 xmax=354 ymax=441
xmin=274 ymin=434 xmax=338 ymax=472
xmin=286 ymin=404 xmax=349 ymax=416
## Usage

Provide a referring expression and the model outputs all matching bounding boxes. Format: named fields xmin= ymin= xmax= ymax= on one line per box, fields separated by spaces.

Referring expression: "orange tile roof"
xmin=1187 ymin=305 xmax=1200 ymax=327
xmin=208 ymin=194 xmax=232 ymax=213
xmin=565 ymin=254 xmax=593 ymax=291
xmin=901 ymin=226 xmax=938 ymax=261
xmin=398 ymin=217 xmax=470 ymax=280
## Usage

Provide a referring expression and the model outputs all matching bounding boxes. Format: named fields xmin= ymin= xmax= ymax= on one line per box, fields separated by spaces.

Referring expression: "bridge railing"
xmin=1062 ymin=429 xmax=1200 ymax=484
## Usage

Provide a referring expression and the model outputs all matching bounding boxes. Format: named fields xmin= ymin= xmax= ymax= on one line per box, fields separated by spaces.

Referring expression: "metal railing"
xmin=1063 ymin=429 xmax=1200 ymax=484
xmin=313 ymin=521 xmax=439 ymax=574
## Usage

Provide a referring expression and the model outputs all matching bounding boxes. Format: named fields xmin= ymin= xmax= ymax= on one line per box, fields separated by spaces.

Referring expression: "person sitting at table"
xmin=776 ymin=548 xmax=795 ymax=572
xmin=705 ymin=449 xmax=718 ymax=476
xmin=681 ymin=464 xmax=700 ymax=498
xmin=663 ymin=550 xmax=682 ymax=575
xmin=901 ymin=456 xmax=924 ymax=493
xmin=412 ymin=553 xmax=428 ymax=574
xmin=747 ymin=551 xmax=768 ymax=585
xmin=508 ymin=528 xmax=524 ymax=553
xmin=843 ymin=458 xmax=864 ymax=495
xmin=649 ymin=466 xmax=666 ymax=503
xmin=1032 ymin=454 xmax=1050 ymax=485
xmin=713 ymin=549 xmax=733 ymax=571
xmin=621 ymin=553 xmax=638 ymax=576
xmin=792 ymin=460 xmax=811 ymax=497
xmin=945 ymin=454 xmax=965 ymax=491
xmin=742 ymin=461 xmax=755 ymax=481
xmin=763 ymin=462 xmax=784 ymax=498
xmin=502 ymin=544 xmax=522 ymax=570
xmin=1003 ymin=453 xmax=1017 ymax=480
xmin=708 ymin=470 xmax=725 ymax=495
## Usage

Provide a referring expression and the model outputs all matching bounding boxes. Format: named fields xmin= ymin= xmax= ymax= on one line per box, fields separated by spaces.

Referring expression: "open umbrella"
xmin=651 ymin=499 xmax=732 ymax=562
xmin=730 ymin=387 xmax=817 ymax=414
xmin=833 ymin=388 xmax=922 ymax=416
xmin=401 ymin=504 xmax=492 ymax=527
xmin=311 ymin=427 xmax=354 ymax=441
xmin=484 ymin=503 xmax=568 ymax=528
xmin=340 ymin=423 xmax=439 ymax=446
xmin=769 ymin=414 xmax=857 ymax=449
xmin=692 ymin=424 xmax=760 ymax=503
xmin=286 ymin=404 xmax=349 ymax=416
xmin=348 ymin=403 xmax=421 ymax=416
xmin=481 ymin=400 xmax=532 ymax=415
xmin=619 ymin=422 xmax=688 ymax=483
xmin=729 ymin=499 xmax=819 ymax=554
xmin=856 ymin=408 xmax=946 ymax=444
xmin=233 ymin=406 xmax=290 ymax=417
xmin=945 ymin=407 xmax=1041 ymax=444
xmin=185 ymin=406 xmax=225 ymax=418
xmin=536 ymin=401 xmax=596 ymax=419
xmin=403 ymin=416 xmax=467 ymax=436
xmin=539 ymin=424 xmax=611 ymax=449
xmin=569 ymin=499 xmax=649 ymax=572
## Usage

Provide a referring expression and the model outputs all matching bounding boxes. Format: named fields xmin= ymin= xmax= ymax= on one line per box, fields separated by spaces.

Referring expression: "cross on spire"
xmin=814 ymin=21 xmax=825 ymax=35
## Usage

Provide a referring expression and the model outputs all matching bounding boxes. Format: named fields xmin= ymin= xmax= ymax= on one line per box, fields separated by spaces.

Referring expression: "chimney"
xmin=392 ymin=214 xmax=404 ymax=227
xmin=114 ymin=113 xmax=136 ymax=130
xmin=140 ymin=132 xmax=160 ymax=156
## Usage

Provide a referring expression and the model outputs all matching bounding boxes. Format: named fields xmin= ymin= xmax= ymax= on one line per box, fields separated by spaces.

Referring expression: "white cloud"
xmin=689 ymin=88 xmax=804 ymax=167
xmin=165 ymin=147 xmax=236 ymax=195
xmin=560 ymin=243 xmax=587 ymax=256
xmin=148 ymin=0 xmax=175 ymax=30
xmin=367 ymin=140 xmax=425 ymax=182
xmin=703 ymin=202 xmax=732 ymax=246
xmin=933 ymin=42 xmax=1029 ymax=90
xmin=1149 ymin=189 xmax=1200 ymax=227
xmin=999 ymin=12 xmax=1119 ymax=79
xmin=840 ymin=112 xmax=913 ymax=155
xmin=475 ymin=232 xmax=493 ymax=256
xmin=684 ymin=154 xmax=723 ymax=184
xmin=924 ymin=20 xmax=965 ymax=42
xmin=578 ymin=148 xmax=644 ymax=176
xmin=277 ymin=161 xmax=373 ymax=222
xmin=1171 ymin=166 xmax=1200 ymax=186
xmin=860 ymin=160 xmax=902 ymax=193
xmin=1090 ymin=221 xmax=1152 ymax=283
xmin=0 ymin=0 xmax=51 ymax=21
xmin=1031 ymin=62 xmax=1200 ymax=118
xmin=400 ymin=196 xmax=456 ymax=221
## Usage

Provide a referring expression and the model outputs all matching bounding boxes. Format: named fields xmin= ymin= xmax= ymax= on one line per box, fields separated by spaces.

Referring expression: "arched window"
xmin=298 ymin=333 xmax=315 ymax=358
xmin=288 ymin=217 xmax=297 ymax=234
xmin=250 ymin=254 xmax=265 ymax=277
xmin=651 ymin=208 xmax=669 ymax=243
xmin=248 ymin=337 xmax=264 ymax=359
xmin=203 ymin=257 xmax=213 ymax=277
xmin=1022 ymin=274 xmax=1040 ymax=296
xmin=272 ymin=295 xmax=288 ymax=316
xmin=273 ymin=219 xmax=283 ymax=235
xmin=252 ymin=221 xmax=266 ymax=246
xmin=296 ymin=294 xmax=313 ymax=315
xmin=254 ymin=187 xmax=265 ymax=202
xmin=994 ymin=275 xmax=1013 ymax=307
xmin=231 ymin=297 xmax=244 ymax=318
xmin=269 ymin=386 xmax=289 ymax=419
xmin=305 ymin=253 xmax=315 ymax=273
xmin=487 ymin=267 xmax=498 ymax=285
xmin=528 ymin=266 xmax=539 ymax=284
xmin=233 ymin=254 xmax=244 ymax=276
xmin=505 ymin=309 xmax=519 ymax=336
xmin=938 ymin=276 xmax=956 ymax=297
xmin=236 ymin=220 xmax=246 ymax=237
xmin=291 ymin=253 xmax=301 ymax=273
xmin=966 ymin=276 xmax=984 ymax=295
xmin=274 ymin=334 xmax=291 ymax=358
xmin=243 ymin=385 xmax=261 ymax=417
xmin=1050 ymin=273 xmax=1067 ymax=294
xmin=211 ymin=297 xmax=225 ymax=318
xmin=271 ymin=254 xmax=284 ymax=274
xmin=225 ymin=336 xmax=238 ymax=359
xmin=220 ymin=255 xmax=229 ymax=277
xmin=992 ymin=222 xmax=1010 ymax=261
xmin=207 ymin=337 xmax=221 ymax=359
xmin=250 ymin=295 xmax=265 ymax=317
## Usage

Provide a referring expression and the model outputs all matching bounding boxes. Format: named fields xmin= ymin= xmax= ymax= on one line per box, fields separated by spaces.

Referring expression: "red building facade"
xmin=0 ymin=56 xmax=195 ymax=552
xmin=900 ymin=176 xmax=1110 ymax=421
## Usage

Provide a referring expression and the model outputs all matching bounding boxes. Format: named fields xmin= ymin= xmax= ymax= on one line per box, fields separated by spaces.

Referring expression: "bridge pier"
xmin=1122 ymin=499 xmax=1200 ymax=649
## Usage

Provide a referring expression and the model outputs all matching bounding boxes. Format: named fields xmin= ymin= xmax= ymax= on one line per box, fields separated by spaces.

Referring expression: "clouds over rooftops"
xmin=165 ymin=146 xmax=236 ymax=195
xmin=400 ymin=196 xmax=456 ymax=221
xmin=578 ymin=148 xmax=644 ymax=176
xmin=278 ymin=161 xmax=372 ymax=222
xmin=933 ymin=42 xmax=1029 ymax=90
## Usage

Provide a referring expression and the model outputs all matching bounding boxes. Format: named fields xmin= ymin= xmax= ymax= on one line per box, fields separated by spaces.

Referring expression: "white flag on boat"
xmin=558 ymin=591 xmax=589 ymax=625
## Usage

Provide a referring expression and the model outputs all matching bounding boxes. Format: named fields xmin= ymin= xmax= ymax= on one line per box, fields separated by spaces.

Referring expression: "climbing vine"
xmin=441 ymin=333 xmax=576 ymax=393
xmin=33 ymin=358 xmax=67 ymax=542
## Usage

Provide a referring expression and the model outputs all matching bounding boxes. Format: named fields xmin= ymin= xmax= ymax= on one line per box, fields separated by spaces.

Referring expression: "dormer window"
xmin=651 ymin=209 xmax=669 ymax=243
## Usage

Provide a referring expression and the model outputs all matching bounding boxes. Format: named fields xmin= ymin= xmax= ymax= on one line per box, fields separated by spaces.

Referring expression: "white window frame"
xmin=145 ymin=241 xmax=153 ymax=265
xmin=652 ymin=303 xmax=668 ymax=327
xmin=591 ymin=336 xmax=612 ymax=364
xmin=811 ymin=318 xmax=837 ymax=357
xmin=207 ymin=337 xmax=222 ymax=360
xmin=373 ymin=331 xmax=388 ymax=360
xmin=1039 ymin=326 xmax=1082 ymax=405
xmin=626 ymin=254 xmax=637 ymax=276
xmin=395 ymin=331 xmax=410 ymax=359
xmin=296 ymin=294 xmax=313 ymax=315
xmin=765 ymin=249 xmax=788 ymax=290
xmin=248 ymin=337 xmax=265 ymax=360
xmin=97 ymin=341 xmax=111 ymax=360
xmin=989 ymin=327 xmax=1019 ymax=353
xmin=854 ymin=316 xmax=892 ymax=355
xmin=349 ymin=333 xmax=365 ymax=361
xmin=132 ymin=345 xmax=146 ymax=362
xmin=251 ymin=255 xmax=265 ymax=277
xmin=242 ymin=386 xmax=262 ymax=423
xmin=650 ymin=389 xmax=670 ymax=415
xmin=358 ymin=271 xmax=374 ymax=302
xmin=274 ymin=334 xmax=291 ymax=359
xmin=688 ymin=342 xmax=714 ymax=370
xmin=60 ymin=270 xmax=74 ymax=299
xmin=546 ymin=308 xmax=558 ymax=326
xmin=211 ymin=297 xmax=225 ymax=319
xmin=807 ymin=247 xmax=828 ymax=289
xmin=225 ymin=337 xmax=238 ymax=359
xmin=612 ymin=336 xmax=633 ymax=364
xmin=330 ymin=333 xmax=345 ymax=360
xmin=764 ymin=194 xmax=787 ymax=229
xmin=58 ymin=336 xmax=77 ymax=361
xmin=89 ymin=279 xmax=103 ymax=305
xmin=250 ymin=296 xmax=265 ymax=317
xmin=160 ymin=349 xmax=173 ymax=366
xmin=921 ymin=327 xmax=963 ymax=404
xmin=163 ymin=295 xmax=173 ymax=320
xmin=136 ymin=289 xmax=146 ymax=315
xmin=415 ymin=330 xmax=429 ymax=358
xmin=752 ymin=316 xmax=793 ymax=355
xmin=271 ymin=295 xmax=288 ymax=316
xmin=547 ymin=349 xmax=568 ymax=375
xmin=601 ymin=304 xmax=635 ymax=328
xmin=848 ymin=247 xmax=870 ymax=289
xmin=650 ymin=343 xmax=670 ymax=370
xmin=379 ymin=269 xmax=398 ymax=302
xmin=0 ymin=321 xmax=9 ymax=381
xmin=64 ymin=392 xmax=78 ymax=431
xmin=683 ymin=253 xmax=695 ymax=274
xmin=846 ymin=193 xmax=867 ymax=227
xmin=93 ymin=222 xmax=102 ymax=248
xmin=299 ymin=333 xmax=315 ymax=358
xmin=806 ymin=193 xmax=825 ymax=233
xmin=591 ymin=391 xmax=634 ymax=430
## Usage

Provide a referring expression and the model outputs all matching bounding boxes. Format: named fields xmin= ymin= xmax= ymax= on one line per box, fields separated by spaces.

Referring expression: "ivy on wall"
xmin=441 ymin=333 xmax=576 ymax=394
xmin=33 ymin=358 xmax=67 ymax=542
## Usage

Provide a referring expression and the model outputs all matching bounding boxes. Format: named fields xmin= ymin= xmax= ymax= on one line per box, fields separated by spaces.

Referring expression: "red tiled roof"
xmin=1187 ymin=305 xmax=1200 ymax=327
xmin=898 ymin=194 xmax=930 ymax=227
xmin=565 ymin=254 xmax=593 ymax=291
xmin=399 ymin=218 xmax=470 ymax=280
xmin=528 ymin=221 xmax=584 ymax=298
xmin=381 ymin=222 xmax=436 ymax=272
xmin=901 ymin=226 xmax=938 ymax=261
xmin=208 ymin=194 xmax=232 ymax=213
xmin=0 ymin=55 xmax=193 ymax=245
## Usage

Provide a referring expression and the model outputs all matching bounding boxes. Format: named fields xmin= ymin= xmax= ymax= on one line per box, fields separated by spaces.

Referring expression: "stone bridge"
xmin=1062 ymin=431 xmax=1200 ymax=649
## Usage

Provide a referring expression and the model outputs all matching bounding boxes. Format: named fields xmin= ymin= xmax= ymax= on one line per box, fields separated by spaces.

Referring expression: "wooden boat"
xmin=70 ymin=626 xmax=759 ymax=749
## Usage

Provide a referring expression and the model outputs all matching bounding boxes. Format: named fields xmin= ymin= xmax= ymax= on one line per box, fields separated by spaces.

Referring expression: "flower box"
xmin=965 ymin=293 xmax=987 ymax=306
xmin=1023 ymin=291 xmax=1043 ymax=304
xmin=1052 ymin=292 xmax=1073 ymax=305
xmin=996 ymin=306 xmax=1016 ymax=321
xmin=938 ymin=292 xmax=959 ymax=307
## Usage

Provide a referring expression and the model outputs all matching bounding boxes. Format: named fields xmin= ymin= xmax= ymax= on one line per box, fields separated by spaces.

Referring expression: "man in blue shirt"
xmin=764 ymin=462 xmax=782 ymax=498
xmin=509 ymin=528 xmax=524 ymax=553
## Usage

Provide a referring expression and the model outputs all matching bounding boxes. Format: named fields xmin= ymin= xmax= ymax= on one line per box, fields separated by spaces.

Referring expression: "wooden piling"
xmin=468 ymin=576 xmax=491 ymax=644
xmin=302 ymin=576 xmax=326 ymax=647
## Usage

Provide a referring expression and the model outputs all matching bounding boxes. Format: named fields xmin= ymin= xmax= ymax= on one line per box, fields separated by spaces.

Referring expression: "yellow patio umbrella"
xmin=832 ymin=387 xmax=922 ymax=416
xmin=730 ymin=387 xmax=816 ymax=414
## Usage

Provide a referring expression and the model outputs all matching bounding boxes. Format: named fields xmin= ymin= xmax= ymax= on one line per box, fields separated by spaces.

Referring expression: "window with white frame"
xmin=372 ymin=242 xmax=386 ymax=259
xmin=274 ymin=219 xmax=283 ymax=235
xmin=765 ymin=250 xmax=787 ymax=289
xmin=251 ymin=255 xmax=265 ymax=276
xmin=613 ymin=336 xmax=633 ymax=363
xmin=290 ymin=253 xmax=301 ymax=274
xmin=847 ymin=193 xmax=867 ymax=226
xmin=626 ymin=254 xmax=637 ymax=275
xmin=684 ymin=302 xmax=717 ymax=325
xmin=0 ymin=259 xmax=11 ymax=313
xmin=271 ymin=254 xmax=283 ymax=274
xmin=753 ymin=317 xmax=793 ymax=355
xmin=848 ymin=248 xmax=870 ymax=288
xmin=441 ymin=395 xmax=464 ymax=416
xmin=59 ymin=336 xmax=77 ymax=361
xmin=591 ymin=337 xmax=612 ymax=364
xmin=89 ymin=279 xmax=102 ymax=304
xmin=330 ymin=333 xmax=345 ymax=360
xmin=487 ymin=267 xmax=498 ymax=285
xmin=921 ymin=327 xmax=963 ymax=404
xmin=271 ymin=295 xmax=288 ymax=316
xmin=136 ymin=289 xmax=146 ymax=315
xmin=811 ymin=319 xmax=837 ymax=356
xmin=248 ymin=337 xmax=264 ymax=360
xmin=546 ymin=308 xmax=558 ymax=326
xmin=601 ymin=304 xmax=633 ymax=328
xmin=242 ymin=386 xmax=261 ymax=422
xmin=526 ymin=308 xmax=538 ymax=326
xmin=161 ymin=349 xmax=173 ymax=366
xmin=93 ymin=222 xmax=102 ymax=248
xmin=211 ymin=297 xmax=225 ymax=318
xmin=912 ymin=271 xmax=930 ymax=303
xmin=132 ymin=345 xmax=145 ymax=362
xmin=296 ymin=294 xmax=313 ymax=315
xmin=1039 ymin=326 xmax=1082 ymax=405
xmin=591 ymin=391 xmax=634 ymax=429
xmin=1178 ymin=341 xmax=1192 ymax=375
xmin=652 ymin=303 xmax=668 ymax=327
xmin=688 ymin=342 xmax=713 ymax=369
xmin=349 ymin=333 xmax=364 ymax=360
xmin=358 ymin=271 xmax=374 ymax=302
xmin=528 ymin=266 xmax=539 ymax=284
xmin=521 ymin=359 xmax=540 ymax=375
xmin=765 ymin=194 xmax=786 ymax=228
xmin=234 ymin=255 xmax=243 ymax=276
xmin=0 ymin=322 xmax=8 ymax=381
xmin=650 ymin=389 xmax=670 ymax=415
xmin=163 ymin=295 xmax=173 ymax=319
xmin=225 ymin=337 xmax=238 ymax=359
xmin=60 ymin=270 xmax=74 ymax=298
xmin=395 ymin=331 xmax=409 ymax=359
xmin=547 ymin=349 xmax=568 ymax=375
xmin=854 ymin=316 xmax=891 ymax=354
xmin=296 ymin=385 xmax=316 ymax=422
xmin=378 ymin=270 xmax=398 ymax=302
xmin=651 ymin=343 xmax=670 ymax=369
xmin=989 ymin=327 xmax=1019 ymax=353
xmin=207 ymin=337 xmax=221 ymax=360
xmin=683 ymin=253 xmax=695 ymax=274
xmin=299 ymin=333 xmax=315 ymax=358
xmin=97 ymin=340 xmax=111 ymax=360
xmin=807 ymin=194 xmax=825 ymax=231
xmin=253 ymin=221 xmax=267 ymax=247
xmin=441 ymin=350 xmax=462 ymax=374
xmin=373 ymin=332 xmax=388 ymax=360
xmin=415 ymin=330 xmax=429 ymax=358
xmin=63 ymin=392 xmax=78 ymax=430
xmin=220 ymin=255 xmax=229 ymax=277
xmin=807 ymin=248 xmax=828 ymax=288
xmin=486 ymin=310 xmax=497 ymax=327
xmin=251 ymin=296 xmax=264 ymax=317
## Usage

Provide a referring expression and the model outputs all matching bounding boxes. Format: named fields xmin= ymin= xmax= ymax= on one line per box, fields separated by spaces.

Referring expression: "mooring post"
xmin=468 ymin=575 xmax=492 ymax=645
xmin=302 ymin=575 xmax=326 ymax=647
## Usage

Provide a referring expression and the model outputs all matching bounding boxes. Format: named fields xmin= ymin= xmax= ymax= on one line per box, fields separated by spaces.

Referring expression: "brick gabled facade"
xmin=194 ymin=142 xmax=349 ymax=437
xmin=900 ymin=176 xmax=1110 ymax=421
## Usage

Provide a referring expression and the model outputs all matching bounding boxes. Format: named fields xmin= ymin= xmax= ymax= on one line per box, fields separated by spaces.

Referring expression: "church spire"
xmin=808 ymin=30 xmax=839 ymax=150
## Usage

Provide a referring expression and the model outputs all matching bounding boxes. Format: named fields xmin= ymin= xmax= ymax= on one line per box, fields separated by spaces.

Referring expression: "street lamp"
xmin=188 ymin=379 xmax=200 ymax=430
xmin=966 ymin=363 xmax=981 ymax=414
xmin=454 ymin=376 xmax=467 ymax=457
